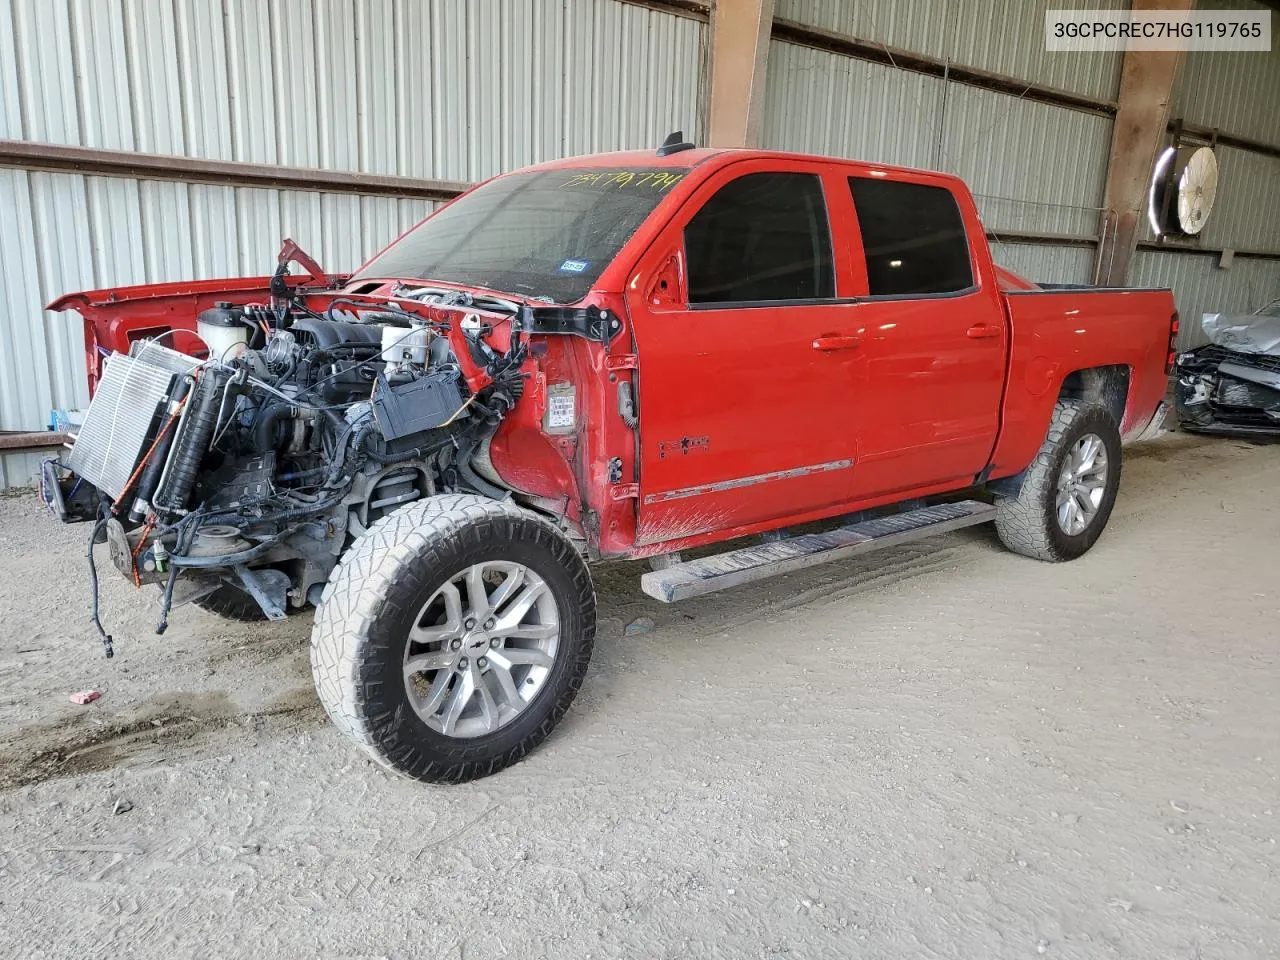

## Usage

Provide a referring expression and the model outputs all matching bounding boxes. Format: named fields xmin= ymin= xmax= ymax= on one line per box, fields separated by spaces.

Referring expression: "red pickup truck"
xmin=46 ymin=139 xmax=1175 ymax=783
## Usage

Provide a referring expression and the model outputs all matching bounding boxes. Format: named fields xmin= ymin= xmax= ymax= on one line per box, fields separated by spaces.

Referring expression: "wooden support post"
xmin=707 ymin=0 xmax=776 ymax=148
xmin=1094 ymin=0 xmax=1193 ymax=286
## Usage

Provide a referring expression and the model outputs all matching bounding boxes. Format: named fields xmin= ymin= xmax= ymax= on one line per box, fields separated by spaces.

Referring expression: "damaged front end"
xmin=1175 ymin=305 xmax=1280 ymax=437
xmin=43 ymin=249 xmax=535 ymax=656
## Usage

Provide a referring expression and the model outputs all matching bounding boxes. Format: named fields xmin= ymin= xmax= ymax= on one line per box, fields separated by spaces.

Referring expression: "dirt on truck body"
xmin=41 ymin=137 xmax=1176 ymax=783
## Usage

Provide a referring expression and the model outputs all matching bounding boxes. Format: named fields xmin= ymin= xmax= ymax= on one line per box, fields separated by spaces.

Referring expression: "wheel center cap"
xmin=464 ymin=631 xmax=491 ymax=655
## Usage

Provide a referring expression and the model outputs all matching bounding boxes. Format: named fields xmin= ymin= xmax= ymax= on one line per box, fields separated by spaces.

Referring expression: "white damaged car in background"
xmin=1176 ymin=298 xmax=1280 ymax=437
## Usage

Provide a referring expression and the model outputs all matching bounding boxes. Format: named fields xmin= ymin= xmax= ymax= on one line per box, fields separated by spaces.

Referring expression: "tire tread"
xmin=310 ymin=494 xmax=595 ymax=782
xmin=994 ymin=398 xmax=1121 ymax=562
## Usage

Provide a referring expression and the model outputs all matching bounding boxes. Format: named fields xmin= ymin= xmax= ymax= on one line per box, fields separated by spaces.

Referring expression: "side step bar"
xmin=640 ymin=500 xmax=997 ymax=603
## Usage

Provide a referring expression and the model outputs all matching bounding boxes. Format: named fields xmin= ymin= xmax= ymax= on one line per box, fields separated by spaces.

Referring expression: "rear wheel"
xmin=994 ymin=398 xmax=1122 ymax=561
xmin=310 ymin=495 xmax=595 ymax=783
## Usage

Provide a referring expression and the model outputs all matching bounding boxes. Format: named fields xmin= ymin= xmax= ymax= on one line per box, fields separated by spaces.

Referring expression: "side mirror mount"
xmin=646 ymin=253 xmax=684 ymax=309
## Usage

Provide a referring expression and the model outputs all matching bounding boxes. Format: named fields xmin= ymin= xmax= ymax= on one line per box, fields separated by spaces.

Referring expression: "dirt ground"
xmin=0 ymin=431 xmax=1277 ymax=959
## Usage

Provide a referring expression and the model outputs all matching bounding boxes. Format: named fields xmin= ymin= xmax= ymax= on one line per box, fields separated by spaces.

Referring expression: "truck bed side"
xmin=988 ymin=287 xmax=1175 ymax=479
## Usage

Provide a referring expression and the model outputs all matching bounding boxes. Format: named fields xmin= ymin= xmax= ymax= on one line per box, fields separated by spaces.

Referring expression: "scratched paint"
xmin=643 ymin=458 xmax=855 ymax=506
xmin=634 ymin=504 xmax=736 ymax=550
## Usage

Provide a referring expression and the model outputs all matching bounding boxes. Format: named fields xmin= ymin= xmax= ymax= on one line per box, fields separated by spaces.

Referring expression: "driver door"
xmin=625 ymin=162 xmax=865 ymax=546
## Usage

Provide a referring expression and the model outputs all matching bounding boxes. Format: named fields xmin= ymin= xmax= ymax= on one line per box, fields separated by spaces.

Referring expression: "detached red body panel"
xmin=50 ymin=148 xmax=1174 ymax=560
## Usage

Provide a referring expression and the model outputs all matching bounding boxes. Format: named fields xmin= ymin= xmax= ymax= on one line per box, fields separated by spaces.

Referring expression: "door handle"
xmin=812 ymin=335 xmax=862 ymax=352
xmin=966 ymin=324 xmax=1002 ymax=340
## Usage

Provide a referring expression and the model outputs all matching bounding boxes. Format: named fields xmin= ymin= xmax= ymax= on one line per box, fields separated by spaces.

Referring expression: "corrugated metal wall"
xmin=0 ymin=0 xmax=705 ymax=179
xmin=762 ymin=39 xmax=1106 ymax=289
xmin=989 ymin=242 xmax=1096 ymax=286
xmin=763 ymin=43 xmax=1109 ymax=238
xmin=1132 ymin=251 xmax=1280 ymax=350
xmin=762 ymin=42 xmax=944 ymax=170
xmin=939 ymin=84 xmax=1109 ymax=238
xmin=1171 ymin=1 xmax=1280 ymax=148
xmin=773 ymin=0 xmax=1126 ymax=101
xmin=0 ymin=0 xmax=708 ymax=487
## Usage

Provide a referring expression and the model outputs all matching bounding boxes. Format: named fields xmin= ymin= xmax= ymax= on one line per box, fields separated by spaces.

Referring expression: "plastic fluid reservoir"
xmin=382 ymin=323 xmax=430 ymax=368
xmin=197 ymin=302 xmax=249 ymax=360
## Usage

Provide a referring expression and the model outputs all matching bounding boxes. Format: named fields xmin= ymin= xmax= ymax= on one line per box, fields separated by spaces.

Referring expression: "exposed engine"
xmin=44 ymin=292 xmax=528 ymax=655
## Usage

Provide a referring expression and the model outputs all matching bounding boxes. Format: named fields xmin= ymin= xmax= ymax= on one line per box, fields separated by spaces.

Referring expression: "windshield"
xmin=354 ymin=167 xmax=689 ymax=303
xmin=1256 ymin=298 xmax=1280 ymax=318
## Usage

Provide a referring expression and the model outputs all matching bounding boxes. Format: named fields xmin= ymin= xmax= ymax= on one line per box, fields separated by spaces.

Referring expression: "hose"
xmin=253 ymin=400 xmax=295 ymax=450
xmin=456 ymin=430 xmax=510 ymax=501
xmin=155 ymin=563 xmax=178 ymax=635
xmin=86 ymin=511 xmax=114 ymax=658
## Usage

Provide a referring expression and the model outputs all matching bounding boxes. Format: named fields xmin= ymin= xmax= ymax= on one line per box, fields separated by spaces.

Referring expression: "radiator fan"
xmin=1148 ymin=145 xmax=1219 ymax=237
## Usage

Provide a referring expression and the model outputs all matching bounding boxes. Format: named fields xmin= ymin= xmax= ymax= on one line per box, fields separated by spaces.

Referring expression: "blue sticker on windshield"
xmin=558 ymin=259 xmax=590 ymax=273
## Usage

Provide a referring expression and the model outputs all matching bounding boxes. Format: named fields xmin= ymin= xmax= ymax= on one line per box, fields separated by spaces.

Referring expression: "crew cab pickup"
xmin=45 ymin=141 xmax=1176 ymax=783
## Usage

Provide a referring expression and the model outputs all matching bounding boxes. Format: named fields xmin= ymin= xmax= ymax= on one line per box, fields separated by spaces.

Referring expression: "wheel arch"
xmin=1056 ymin=364 xmax=1131 ymax=431
xmin=988 ymin=364 xmax=1130 ymax=499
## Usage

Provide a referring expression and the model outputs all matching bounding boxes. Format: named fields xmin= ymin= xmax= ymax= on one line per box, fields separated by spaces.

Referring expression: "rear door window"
xmin=848 ymin=178 xmax=973 ymax=297
xmin=685 ymin=172 xmax=834 ymax=304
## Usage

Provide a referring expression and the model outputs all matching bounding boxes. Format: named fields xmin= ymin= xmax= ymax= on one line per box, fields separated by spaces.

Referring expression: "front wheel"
xmin=310 ymin=495 xmax=596 ymax=783
xmin=994 ymin=398 xmax=1122 ymax=561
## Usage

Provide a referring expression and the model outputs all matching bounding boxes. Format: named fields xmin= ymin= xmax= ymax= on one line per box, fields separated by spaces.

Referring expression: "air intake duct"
xmin=152 ymin=369 xmax=228 ymax=516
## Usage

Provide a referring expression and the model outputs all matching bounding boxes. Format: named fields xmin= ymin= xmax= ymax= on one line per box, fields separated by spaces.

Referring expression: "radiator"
xmin=67 ymin=346 xmax=193 ymax=500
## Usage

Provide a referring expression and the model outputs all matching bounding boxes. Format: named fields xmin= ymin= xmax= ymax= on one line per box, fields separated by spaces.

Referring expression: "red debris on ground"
xmin=68 ymin=690 xmax=101 ymax=705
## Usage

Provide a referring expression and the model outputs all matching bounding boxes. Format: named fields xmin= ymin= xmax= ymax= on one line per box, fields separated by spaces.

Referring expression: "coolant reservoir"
xmin=197 ymin=303 xmax=248 ymax=360
xmin=381 ymin=323 xmax=430 ymax=368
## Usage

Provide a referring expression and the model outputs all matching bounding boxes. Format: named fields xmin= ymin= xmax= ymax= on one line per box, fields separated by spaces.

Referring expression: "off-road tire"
xmin=310 ymin=494 xmax=596 ymax=783
xmin=994 ymin=399 xmax=1122 ymax=561
xmin=193 ymin=585 xmax=275 ymax=622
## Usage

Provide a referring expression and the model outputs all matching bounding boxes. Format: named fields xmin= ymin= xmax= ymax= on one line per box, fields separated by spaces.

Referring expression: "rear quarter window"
xmin=848 ymin=178 xmax=973 ymax=297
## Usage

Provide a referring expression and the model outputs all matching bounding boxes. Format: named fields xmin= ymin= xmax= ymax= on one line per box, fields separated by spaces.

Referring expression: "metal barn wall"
xmin=1171 ymin=1 xmax=1280 ymax=149
xmin=772 ymin=0 xmax=1127 ymax=101
xmin=0 ymin=0 xmax=706 ymax=181
xmin=0 ymin=0 xmax=708 ymax=488
xmin=762 ymin=40 xmax=1107 ymax=289
xmin=1194 ymin=147 xmax=1280 ymax=254
xmin=762 ymin=41 xmax=944 ymax=170
xmin=1132 ymin=251 xmax=1280 ymax=350
xmin=989 ymin=242 xmax=1096 ymax=286
xmin=939 ymin=83 xmax=1109 ymax=238
xmin=763 ymin=42 xmax=1110 ymax=238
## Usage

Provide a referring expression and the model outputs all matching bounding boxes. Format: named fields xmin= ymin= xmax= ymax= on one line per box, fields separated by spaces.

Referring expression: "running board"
xmin=640 ymin=500 xmax=997 ymax=603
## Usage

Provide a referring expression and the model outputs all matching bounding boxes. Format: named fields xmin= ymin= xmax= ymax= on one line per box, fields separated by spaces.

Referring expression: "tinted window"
xmin=685 ymin=173 xmax=834 ymax=304
xmin=354 ymin=168 xmax=688 ymax=303
xmin=848 ymin=178 xmax=973 ymax=296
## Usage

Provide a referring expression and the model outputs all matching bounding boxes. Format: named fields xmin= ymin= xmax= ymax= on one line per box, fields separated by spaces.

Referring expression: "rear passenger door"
xmin=626 ymin=163 xmax=864 ymax=545
xmin=843 ymin=175 xmax=1007 ymax=498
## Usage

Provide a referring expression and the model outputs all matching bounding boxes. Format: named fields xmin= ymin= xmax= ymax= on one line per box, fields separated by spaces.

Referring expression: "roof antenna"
xmin=656 ymin=130 xmax=695 ymax=157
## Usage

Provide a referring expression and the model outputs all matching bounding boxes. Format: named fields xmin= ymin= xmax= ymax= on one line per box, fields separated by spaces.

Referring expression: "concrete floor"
xmin=0 ymin=430 xmax=1276 ymax=959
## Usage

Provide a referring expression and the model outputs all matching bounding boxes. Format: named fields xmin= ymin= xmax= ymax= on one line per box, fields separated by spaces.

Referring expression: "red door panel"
xmin=625 ymin=161 xmax=865 ymax=546
xmin=630 ymin=300 xmax=863 ymax=544
xmin=847 ymin=290 xmax=1007 ymax=498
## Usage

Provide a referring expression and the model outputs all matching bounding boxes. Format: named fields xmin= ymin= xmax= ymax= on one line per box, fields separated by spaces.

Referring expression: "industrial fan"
xmin=1148 ymin=144 xmax=1219 ymax=237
